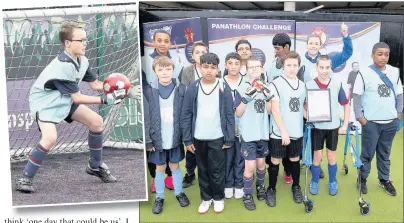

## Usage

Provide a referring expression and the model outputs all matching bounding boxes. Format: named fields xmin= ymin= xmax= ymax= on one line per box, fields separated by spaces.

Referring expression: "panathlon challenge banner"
xmin=296 ymin=22 xmax=381 ymax=133
xmin=207 ymin=18 xmax=295 ymax=76
xmin=142 ymin=18 xmax=203 ymax=84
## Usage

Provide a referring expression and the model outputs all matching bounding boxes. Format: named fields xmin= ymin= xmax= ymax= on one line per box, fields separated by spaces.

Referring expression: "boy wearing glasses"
xmin=234 ymin=56 xmax=271 ymax=210
xmin=17 ymin=22 xmax=124 ymax=193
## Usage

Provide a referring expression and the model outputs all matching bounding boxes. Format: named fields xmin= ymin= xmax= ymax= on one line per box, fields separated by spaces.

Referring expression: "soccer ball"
xmin=103 ymin=73 xmax=130 ymax=94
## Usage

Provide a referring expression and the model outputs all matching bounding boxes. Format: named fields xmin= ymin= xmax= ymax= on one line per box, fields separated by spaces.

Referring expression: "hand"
xmin=398 ymin=113 xmax=403 ymax=119
xmin=146 ymin=147 xmax=155 ymax=152
xmin=242 ymin=87 xmax=257 ymax=104
xmin=101 ymin=89 xmax=126 ymax=105
xmin=126 ymin=84 xmax=141 ymax=100
xmin=186 ymin=144 xmax=195 ymax=153
xmin=358 ymin=118 xmax=367 ymax=126
xmin=338 ymin=125 xmax=347 ymax=135
xmin=235 ymin=125 xmax=238 ymax=136
xmin=281 ymin=131 xmax=291 ymax=146
xmin=222 ymin=145 xmax=231 ymax=149
xmin=341 ymin=22 xmax=349 ymax=37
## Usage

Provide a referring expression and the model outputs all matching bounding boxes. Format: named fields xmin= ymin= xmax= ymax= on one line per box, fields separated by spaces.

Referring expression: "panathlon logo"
xmin=309 ymin=25 xmax=329 ymax=47
xmin=184 ymin=27 xmax=194 ymax=42
xmin=289 ymin=97 xmax=300 ymax=112
xmin=149 ymin=25 xmax=172 ymax=40
xmin=378 ymin=84 xmax=391 ymax=97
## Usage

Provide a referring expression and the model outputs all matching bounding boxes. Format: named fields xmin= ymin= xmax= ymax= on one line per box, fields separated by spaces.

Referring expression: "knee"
xmin=41 ymin=133 xmax=57 ymax=150
xmin=327 ymin=150 xmax=336 ymax=164
xmin=313 ymin=151 xmax=322 ymax=164
xmin=156 ymin=164 xmax=167 ymax=172
xmin=169 ymin=162 xmax=179 ymax=170
xmin=271 ymin=157 xmax=280 ymax=165
xmin=289 ymin=157 xmax=300 ymax=162
xmin=89 ymin=115 xmax=104 ymax=132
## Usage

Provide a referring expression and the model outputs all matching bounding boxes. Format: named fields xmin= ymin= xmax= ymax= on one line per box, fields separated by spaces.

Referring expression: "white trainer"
xmin=198 ymin=199 xmax=212 ymax=214
xmin=224 ymin=188 xmax=234 ymax=199
xmin=234 ymin=188 xmax=244 ymax=199
xmin=213 ymin=199 xmax=225 ymax=213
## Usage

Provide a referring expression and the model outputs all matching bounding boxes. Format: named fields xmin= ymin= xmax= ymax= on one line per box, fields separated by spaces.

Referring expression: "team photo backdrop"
xmin=142 ymin=17 xmax=203 ymax=79
xmin=207 ymin=18 xmax=295 ymax=75
xmin=296 ymin=22 xmax=381 ymax=131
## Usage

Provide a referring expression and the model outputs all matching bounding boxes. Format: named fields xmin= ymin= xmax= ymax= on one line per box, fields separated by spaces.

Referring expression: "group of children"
xmin=143 ymin=25 xmax=402 ymax=215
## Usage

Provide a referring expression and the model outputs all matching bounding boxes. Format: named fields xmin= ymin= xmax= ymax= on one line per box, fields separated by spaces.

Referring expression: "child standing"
xmin=352 ymin=42 xmax=403 ymax=196
xmin=181 ymin=53 xmax=235 ymax=214
xmin=234 ymin=56 xmax=271 ymax=210
xmin=222 ymin=52 xmax=245 ymax=199
xmin=266 ymin=51 xmax=306 ymax=207
xmin=305 ymin=55 xmax=350 ymax=196
xmin=145 ymin=56 xmax=190 ymax=214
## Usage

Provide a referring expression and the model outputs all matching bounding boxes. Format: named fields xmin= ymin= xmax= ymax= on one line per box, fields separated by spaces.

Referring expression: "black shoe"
xmin=292 ymin=185 xmax=303 ymax=203
xmin=182 ymin=173 xmax=195 ymax=188
xmin=152 ymin=198 xmax=164 ymax=214
xmin=265 ymin=188 xmax=276 ymax=207
xmin=357 ymin=177 xmax=368 ymax=194
xmin=319 ymin=167 xmax=325 ymax=179
xmin=242 ymin=194 xmax=256 ymax=211
xmin=256 ymin=184 xmax=266 ymax=201
xmin=176 ymin=192 xmax=190 ymax=207
xmin=379 ymin=180 xmax=396 ymax=196
xmin=16 ymin=177 xmax=34 ymax=193
xmin=86 ymin=163 xmax=117 ymax=183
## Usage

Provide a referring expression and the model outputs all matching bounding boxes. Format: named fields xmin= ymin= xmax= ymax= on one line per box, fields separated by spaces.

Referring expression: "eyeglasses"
xmin=247 ymin=65 xmax=262 ymax=70
xmin=69 ymin=39 xmax=88 ymax=44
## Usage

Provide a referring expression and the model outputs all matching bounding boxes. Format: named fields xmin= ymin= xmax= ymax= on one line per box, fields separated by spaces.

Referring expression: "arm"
xmin=88 ymin=80 xmax=104 ymax=91
xmin=396 ymin=77 xmax=403 ymax=118
xmin=271 ymin=100 xmax=290 ymax=145
xmin=82 ymin=67 xmax=103 ymax=91
xmin=223 ymin=87 xmax=235 ymax=148
xmin=234 ymin=90 xmax=247 ymax=117
xmin=338 ymin=86 xmax=350 ymax=132
xmin=330 ymin=23 xmax=353 ymax=71
xmin=180 ymin=85 xmax=194 ymax=146
xmin=352 ymin=71 xmax=367 ymax=125
xmin=71 ymin=92 xmax=103 ymax=104
xmin=142 ymin=95 xmax=154 ymax=151
xmin=266 ymin=99 xmax=272 ymax=114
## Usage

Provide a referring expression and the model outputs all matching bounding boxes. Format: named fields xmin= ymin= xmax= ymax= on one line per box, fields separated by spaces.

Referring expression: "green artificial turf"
xmin=140 ymin=131 xmax=403 ymax=222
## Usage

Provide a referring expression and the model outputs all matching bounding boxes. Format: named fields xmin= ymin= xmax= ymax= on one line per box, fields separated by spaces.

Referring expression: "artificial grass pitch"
xmin=140 ymin=131 xmax=403 ymax=222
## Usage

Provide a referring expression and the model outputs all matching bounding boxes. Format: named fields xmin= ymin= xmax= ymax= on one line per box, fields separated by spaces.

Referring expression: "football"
xmin=103 ymin=73 xmax=131 ymax=94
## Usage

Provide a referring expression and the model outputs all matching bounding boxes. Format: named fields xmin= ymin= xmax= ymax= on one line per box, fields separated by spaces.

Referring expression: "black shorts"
xmin=312 ymin=128 xmax=339 ymax=151
xmin=270 ymin=137 xmax=302 ymax=159
xmin=148 ymin=145 xmax=185 ymax=165
xmin=35 ymin=103 xmax=80 ymax=131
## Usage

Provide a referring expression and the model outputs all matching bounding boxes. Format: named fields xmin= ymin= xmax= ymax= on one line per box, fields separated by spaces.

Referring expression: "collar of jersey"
xmin=305 ymin=52 xmax=321 ymax=63
xmin=150 ymin=48 xmax=171 ymax=59
xmin=58 ymin=51 xmax=80 ymax=71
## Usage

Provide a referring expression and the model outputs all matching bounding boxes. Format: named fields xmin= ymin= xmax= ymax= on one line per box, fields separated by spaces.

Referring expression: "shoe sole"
xmin=198 ymin=209 xmax=209 ymax=214
xmin=86 ymin=169 xmax=117 ymax=183
xmin=16 ymin=188 xmax=34 ymax=193
xmin=309 ymin=191 xmax=318 ymax=195
xmin=378 ymin=182 xmax=396 ymax=196
xmin=214 ymin=209 xmax=224 ymax=214
xmin=265 ymin=202 xmax=276 ymax=207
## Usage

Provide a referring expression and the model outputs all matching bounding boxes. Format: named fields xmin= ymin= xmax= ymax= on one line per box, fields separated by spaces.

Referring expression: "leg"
xmin=71 ymin=105 xmax=117 ymax=183
xmin=266 ymin=138 xmax=285 ymax=207
xmin=152 ymin=162 xmax=166 ymax=214
xmin=183 ymin=150 xmax=196 ymax=188
xmin=165 ymin=156 xmax=173 ymax=190
xmin=17 ymin=121 xmax=56 ymax=193
xmin=233 ymin=138 xmax=245 ymax=198
xmin=240 ymin=140 xmax=256 ymax=198
xmin=224 ymin=142 xmax=235 ymax=198
xmin=375 ymin=120 xmax=398 ymax=196
xmin=360 ymin=121 xmax=380 ymax=180
xmin=282 ymin=157 xmax=292 ymax=184
xmin=194 ymin=139 xmax=212 ymax=201
xmin=207 ymin=138 xmax=226 ymax=213
xmin=169 ymin=158 xmax=190 ymax=206
xmin=326 ymin=129 xmax=339 ymax=196
xmin=255 ymin=140 xmax=269 ymax=200
xmin=289 ymin=138 xmax=303 ymax=203
xmin=147 ymin=159 xmax=157 ymax=193
xmin=310 ymin=128 xmax=325 ymax=195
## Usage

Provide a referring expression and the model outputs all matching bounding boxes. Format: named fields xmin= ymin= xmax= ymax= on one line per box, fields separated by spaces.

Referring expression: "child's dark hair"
xmin=191 ymin=42 xmax=208 ymax=54
xmin=273 ymin=33 xmax=291 ymax=48
xmin=246 ymin=55 xmax=262 ymax=67
xmin=153 ymin=30 xmax=171 ymax=40
xmin=200 ymin=53 xmax=220 ymax=66
xmin=59 ymin=22 xmax=84 ymax=46
xmin=372 ymin=42 xmax=390 ymax=54
xmin=235 ymin=39 xmax=251 ymax=51
xmin=225 ymin=52 xmax=241 ymax=63
xmin=282 ymin=51 xmax=301 ymax=67
xmin=316 ymin=55 xmax=332 ymax=66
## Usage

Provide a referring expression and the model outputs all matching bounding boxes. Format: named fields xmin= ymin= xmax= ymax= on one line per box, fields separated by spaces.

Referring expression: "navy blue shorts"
xmin=35 ymin=103 xmax=80 ymax=131
xmin=148 ymin=145 xmax=185 ymax=165
xmin=240 ymin=137 xmax=269 ymax=161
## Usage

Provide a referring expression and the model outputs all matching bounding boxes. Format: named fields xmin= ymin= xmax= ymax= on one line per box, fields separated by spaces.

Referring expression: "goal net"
xmin=4 ymin=5 xmax=144 ymax=163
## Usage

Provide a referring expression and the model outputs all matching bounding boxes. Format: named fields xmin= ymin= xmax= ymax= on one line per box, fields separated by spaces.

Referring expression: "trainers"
xmin=152 ymin=198 xmax=164 ymax=214
xmin=86 ymin=163 xmax=117 ymax=183
xmin=242 ymin=194 xmax=256 ymax=211
xmin=213 ymin=199 xmax=225 ymax=213
xmin=265 ymin=188 xmax=276 ymax=207
xmin=182 ymin=173 xmax=195 ymax=188
xmin=319 ymin=167 xmax=325 ymax=179
xmin=16 ymin=177 xmax=34 ymax=193
xmin=150 ymin=179 xmax=156 ymax=193
xmin=379 ymin=180 xmax=397 ymax=196
xmin=292 ymin=185 xmax=303 ymax=203
xmin=310 ymin=181 xmax=319 ymax=195
xmin=224 ymin=188 xmax=233 ymax=199
xmin=284 ymin=171 xmax=293 ymax=184
xmin=165 ymin=176 xmax=174 ymax=190
xmin=256 ymin=184 xmax=266 ymax=201
xmin=357 ymin=177 xmax=368 ymax=194
xmin=176 ymin=192 xmax=190 ymax=207
xmin=234 ymin=188 xmax=244 ymax=199
xmin=328 ymin=181 xmax=338 ymax=196
xmin=198 ymin=199 xmax=212 ymax=214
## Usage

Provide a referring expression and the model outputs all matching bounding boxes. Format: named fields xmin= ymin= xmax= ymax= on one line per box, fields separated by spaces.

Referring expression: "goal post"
xmin=4 ymin=4 xmax=144 ymax=163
